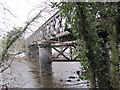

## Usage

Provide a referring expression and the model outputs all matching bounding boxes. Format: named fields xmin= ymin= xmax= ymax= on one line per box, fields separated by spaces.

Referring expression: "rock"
xmin=87 ymin=84 xmax=89 ymax=86
xmin=76 ymin=71 xmax=80 ymax=75
xmin=77 ymin=79 xmax=80 ymax=82
xmin=60 ymin=79 xmax=63 ymax=81
xmin=69 ymin=76 xmax=75 ymax=79
xmin=66 ymin=80 xmax=71 ymax=82
xmin=87 ymin=81 xmax=89 ymax=83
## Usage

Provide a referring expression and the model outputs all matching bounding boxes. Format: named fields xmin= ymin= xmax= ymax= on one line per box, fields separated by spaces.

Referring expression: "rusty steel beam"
xmin=51 ymin=41 xmax=76 ymax=46
xmin=26 ymin=11 xmax=69 ymax=46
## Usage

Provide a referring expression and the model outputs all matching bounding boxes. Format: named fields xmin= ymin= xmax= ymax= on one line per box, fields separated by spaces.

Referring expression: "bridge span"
xmin=26 ymin=11 xmax=79 ymax=75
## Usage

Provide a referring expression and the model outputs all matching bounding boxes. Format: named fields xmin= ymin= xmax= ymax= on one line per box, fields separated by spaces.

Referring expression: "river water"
xmin=1 ymin=58 xmax=89 ymax=88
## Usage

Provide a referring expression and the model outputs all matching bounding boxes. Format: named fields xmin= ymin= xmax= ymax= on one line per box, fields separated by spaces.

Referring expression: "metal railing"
xmin=26 ymin=11 xmax=68 ymax=46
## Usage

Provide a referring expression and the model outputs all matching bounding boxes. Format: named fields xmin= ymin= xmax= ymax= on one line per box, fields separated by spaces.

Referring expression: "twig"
xmin=0 ymin=60 xmax=13 ymax=73
xmin=0 ymin=3 xmax=16 ymax=17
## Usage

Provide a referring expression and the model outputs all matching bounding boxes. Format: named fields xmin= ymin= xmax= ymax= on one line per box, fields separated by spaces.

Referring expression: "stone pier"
xmin=27 ymin=44 xmax=52 ymax=76
xmin=27 ymin=45 xmax=39 ymax=60
xmin=38 ymin=44 xmax=52 ymax=76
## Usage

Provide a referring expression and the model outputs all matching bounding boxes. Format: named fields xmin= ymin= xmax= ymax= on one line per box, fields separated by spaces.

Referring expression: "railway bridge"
xmin=25 ymin=11 xmax=120 ymax=76
xmin=26 ymin=11 xmax=79 ymax=75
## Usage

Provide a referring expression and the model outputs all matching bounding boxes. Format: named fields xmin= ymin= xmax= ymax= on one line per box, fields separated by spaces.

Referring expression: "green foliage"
xmin=0 ymin=9 xmax=43 ymax=62
xmin=0 ymin=27 xmax=22 ymax=62
xmin=52 ymin=2 xmax=120 ymax=88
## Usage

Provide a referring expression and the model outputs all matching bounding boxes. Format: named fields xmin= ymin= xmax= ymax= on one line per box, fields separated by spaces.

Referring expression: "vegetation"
xmin=0 ymin=1 xmax=119 ymax=88
xmin=52 ymin=2 xmax=120 ymax=88
xmin=0 ymin=9 xmax=44 ymax=73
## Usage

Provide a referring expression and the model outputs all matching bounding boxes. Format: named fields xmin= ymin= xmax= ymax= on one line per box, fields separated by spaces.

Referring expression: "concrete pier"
xmin=38 ymin=44 xmax=52 ymax=76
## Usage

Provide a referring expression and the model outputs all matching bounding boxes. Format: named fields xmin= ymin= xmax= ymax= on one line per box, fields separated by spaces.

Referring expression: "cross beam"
xmin=52 ymin=43 xmax=80 ymax=61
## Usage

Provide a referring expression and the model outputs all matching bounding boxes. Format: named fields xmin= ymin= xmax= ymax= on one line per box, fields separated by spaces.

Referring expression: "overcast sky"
xmin=0 ymin=0 xmax=56 ymax=38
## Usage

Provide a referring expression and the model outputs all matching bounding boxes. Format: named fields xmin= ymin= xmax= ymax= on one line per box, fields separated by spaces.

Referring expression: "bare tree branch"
xmin=0 ymin=3 xmax=16 ymax=17
xmin=0 ymin=9 xmax=45 ymax=73
xmin=0 ymin=59 xmax=13 ymax=73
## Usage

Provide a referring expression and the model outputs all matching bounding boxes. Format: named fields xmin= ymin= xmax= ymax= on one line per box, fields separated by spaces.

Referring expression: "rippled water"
xmin=1 ymin=59 xmax=89 ymax=88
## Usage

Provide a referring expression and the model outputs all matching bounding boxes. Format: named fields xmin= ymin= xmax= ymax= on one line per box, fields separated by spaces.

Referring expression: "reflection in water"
xmin=1 ymin=59 xmax=89 ymax=88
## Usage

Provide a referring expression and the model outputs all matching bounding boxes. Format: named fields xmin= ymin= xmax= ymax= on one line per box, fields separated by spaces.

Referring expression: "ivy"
xmin=52 ymin=2 xmax=120 ymax=88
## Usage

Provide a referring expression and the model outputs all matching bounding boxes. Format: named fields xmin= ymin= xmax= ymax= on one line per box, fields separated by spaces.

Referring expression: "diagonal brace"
xmin=53 ymin=46 xmax=70 ymax=60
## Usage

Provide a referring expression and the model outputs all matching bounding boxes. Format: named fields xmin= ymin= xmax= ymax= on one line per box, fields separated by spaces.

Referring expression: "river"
xmin=1 ymin=57 xmax=89 ymax=88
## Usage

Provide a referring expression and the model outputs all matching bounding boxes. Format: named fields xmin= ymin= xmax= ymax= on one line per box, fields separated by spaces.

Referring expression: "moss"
xmin=109 ymin=24 xmax=119 ymax=88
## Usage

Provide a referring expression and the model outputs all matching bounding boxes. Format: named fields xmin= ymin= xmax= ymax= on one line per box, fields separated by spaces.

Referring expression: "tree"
xmin=0 ymin=9 xmax=44 ymax=73
xmin=52 ymin=2 xmax=120 ymax=88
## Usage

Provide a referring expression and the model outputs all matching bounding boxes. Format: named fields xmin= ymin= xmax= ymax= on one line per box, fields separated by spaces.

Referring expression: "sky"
xmin=0 ymin=0 xmax=56 ymax=38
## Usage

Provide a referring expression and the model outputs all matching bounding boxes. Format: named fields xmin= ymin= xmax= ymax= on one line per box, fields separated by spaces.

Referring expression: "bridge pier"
xmin=27 ymin=45 xmax=39 ymax=60
xmin=38 ymin=44 xmax=52 ymax=76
